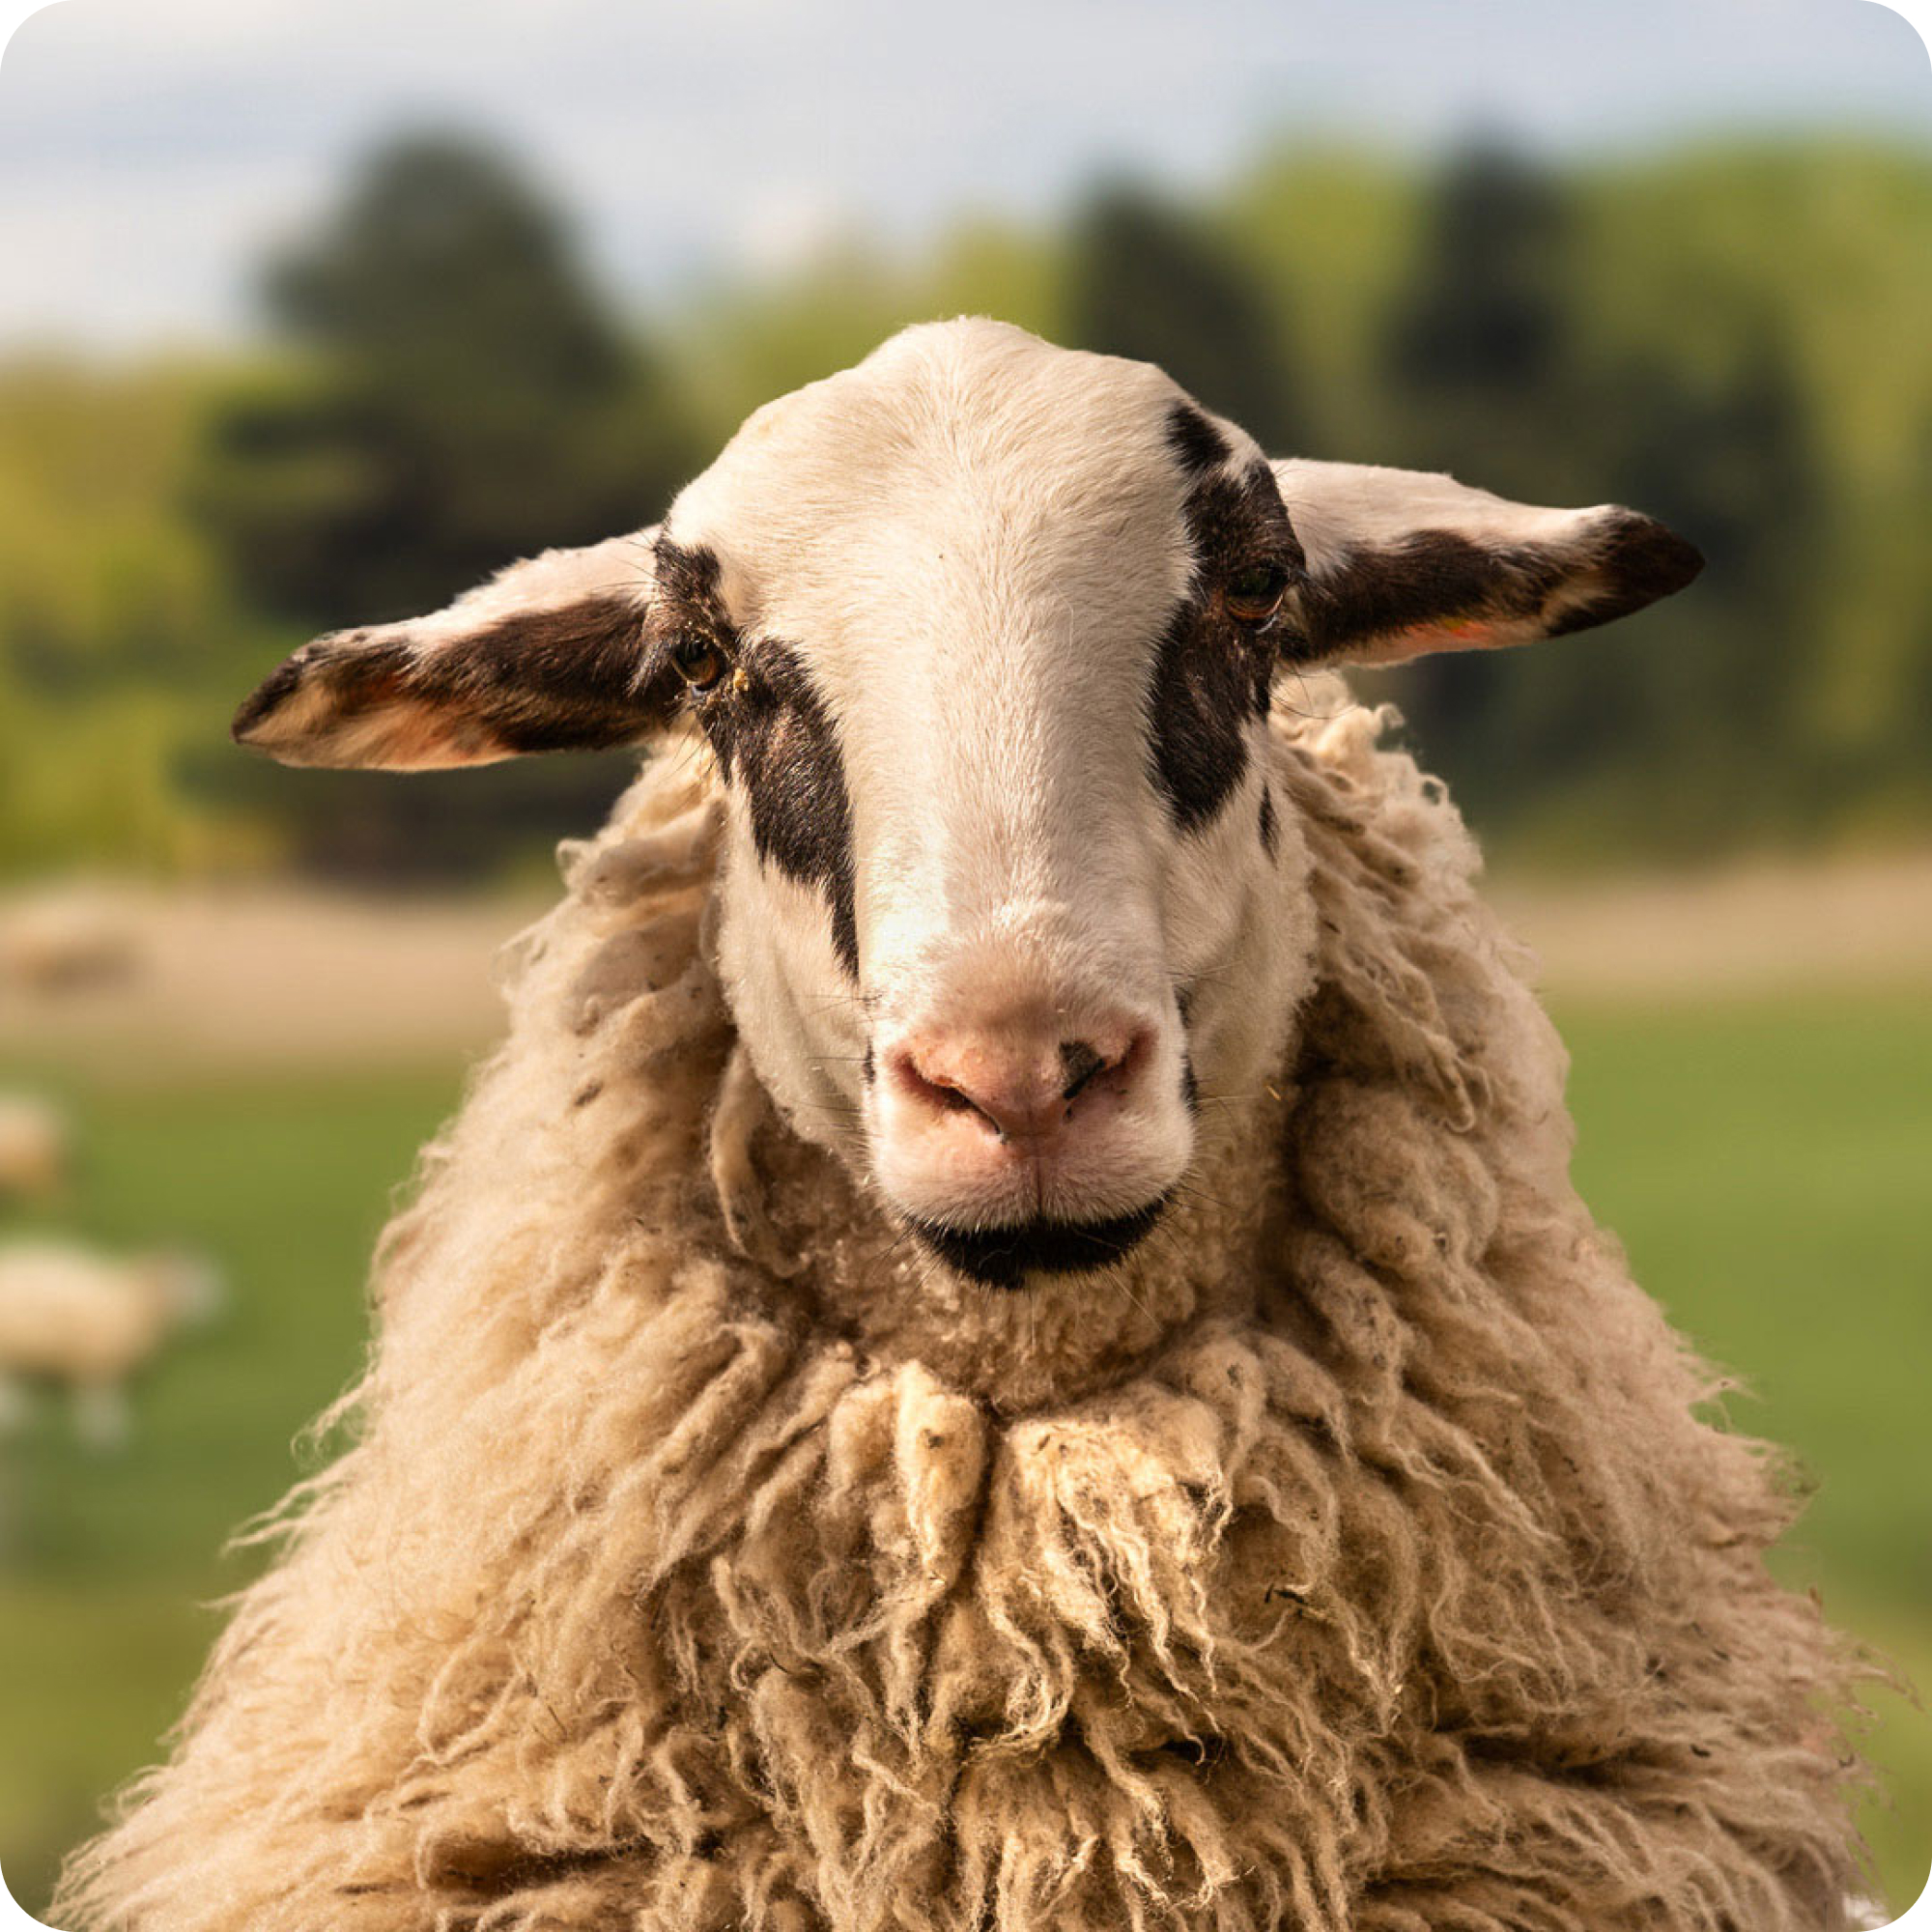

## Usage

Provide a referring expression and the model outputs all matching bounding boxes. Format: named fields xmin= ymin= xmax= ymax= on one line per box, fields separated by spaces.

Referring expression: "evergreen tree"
xmin=1534 ymin=330 xmax=1824 ymax=847
xmin=201 ymin=131 xmax=690 ymax=629
xmin=192 ymin=131 xmax=696 ymax=878
xmin=1065 ymin=183 xmax=1304 ymax=454
xmin=1376 ymin=143 xmax=1591 ymax=824
xmin=1380 ymin=147 xmax=1827 ymax=855
xmin=1384 ymin=142 xmax=1574 ymax=486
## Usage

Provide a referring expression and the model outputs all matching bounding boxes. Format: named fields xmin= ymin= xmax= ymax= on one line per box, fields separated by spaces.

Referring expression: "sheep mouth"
xmin=908 ymin=1197 xmax=1170 ymax=1291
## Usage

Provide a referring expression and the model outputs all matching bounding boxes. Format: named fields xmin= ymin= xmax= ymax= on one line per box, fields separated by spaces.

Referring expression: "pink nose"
xmin=885 ymin=1018 xmax=1152 ymax=1145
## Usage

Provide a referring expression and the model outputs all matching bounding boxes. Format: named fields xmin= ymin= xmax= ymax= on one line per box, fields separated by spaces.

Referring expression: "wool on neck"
xmin=54 ymin=690 xmax=1869 ymax=1932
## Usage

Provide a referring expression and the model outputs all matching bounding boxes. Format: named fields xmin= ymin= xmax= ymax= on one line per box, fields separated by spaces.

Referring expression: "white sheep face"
xmin=665 ymin=323 xmax=1303 ymax=1280
xmin=232 ymin=318 xmax=1702 ymax=1290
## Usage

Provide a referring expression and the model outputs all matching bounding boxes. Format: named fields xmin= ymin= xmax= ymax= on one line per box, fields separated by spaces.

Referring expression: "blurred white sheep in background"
xmin=0 ymin=1093 xmax=72 ymax=1201
xmin=0 ymin=885 xmax=143 ymax=996
xmin=0 ymin=1241 xmax=221 ymax=1448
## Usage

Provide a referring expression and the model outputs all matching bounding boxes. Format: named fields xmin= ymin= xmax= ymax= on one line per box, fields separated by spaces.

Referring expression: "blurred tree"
xmin=1383 ymin=143 xmax=1576 ymax=485
xmin=1449 ymin=330 xmax=1827 ymax=860
xmin=1065 ymin=183 xmax=1306 ymax=453
xmin=202 ymin=131 xmax=689 ymax=627
xmin=5 ymin=134 xmax=1928 ymax=884
xmin=1374 ymin=143 xmax=1601 ymax=823
xmin=1598 ymin=333 xmax=1820 ymax=824
xmin=191 ymin=131 xmax=698 ymax=879
xmin=0 ymin=363 xmax=271 ymax=878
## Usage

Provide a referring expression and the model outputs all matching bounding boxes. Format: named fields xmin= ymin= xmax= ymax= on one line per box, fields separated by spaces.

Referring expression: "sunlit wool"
xmin=57 ymin=690 xmax=1867 ymax=1932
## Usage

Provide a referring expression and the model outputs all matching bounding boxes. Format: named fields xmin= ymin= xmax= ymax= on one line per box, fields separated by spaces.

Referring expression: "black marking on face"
xmin=1180 ymin=1054 xmax=1200 ymax=1115
xmin=1258 ymin=783 xmax=1278 ymax=859
xmin=233 ymin=593 xmax=671 ymax=764
xmin=650 ymin=537 xmax=740 ymax=680
xmin=656 ymin=537 xmax=860 ymax=979
xmin=724 ymin=642 xmax=859 ymax=979
xmin=652 ymin=535 xmax=726 ymax=612
xmin=910 ymin=1196 xmax=1171 ymax=1290
xmin=1147 ymin=449 xmax=1301 ymax=832
xmin=1164 ymin=402 xmax=1233 ymax=477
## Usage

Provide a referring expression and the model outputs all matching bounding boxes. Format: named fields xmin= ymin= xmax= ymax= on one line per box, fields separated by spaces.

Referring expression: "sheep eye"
xmin=1226 ymin=563 xmax=1289 ymax=624
xmin=669 ymin=634 xmax=727 ymax=691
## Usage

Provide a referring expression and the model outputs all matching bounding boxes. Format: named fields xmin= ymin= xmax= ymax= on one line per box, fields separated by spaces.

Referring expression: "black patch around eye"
xmin=1147 ymin=452 xmax=1301 ymax=833
xmin=1165 ymin=402 xmax=1233 ymax=476
xmin=1259 ymin=784 xmax=1277 ymax=858
xmin=652 ymin=535 xmax=727 ymax=614
xmin=650 ymin=536 xmax=859 ymax=979
xmin=704 ymin=639 xmax=859 ymax=980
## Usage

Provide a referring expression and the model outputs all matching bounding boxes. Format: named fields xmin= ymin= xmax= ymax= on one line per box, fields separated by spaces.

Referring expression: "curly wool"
xmin=57 ymin=691 xmax=1867 ymax=1932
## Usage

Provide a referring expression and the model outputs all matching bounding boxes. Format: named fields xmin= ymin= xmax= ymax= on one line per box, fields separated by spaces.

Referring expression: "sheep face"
xmin=233 ymin=318 xmax=1702 ymax=1293
xmin=660 ymin=323 xmax=1305 ymax=1286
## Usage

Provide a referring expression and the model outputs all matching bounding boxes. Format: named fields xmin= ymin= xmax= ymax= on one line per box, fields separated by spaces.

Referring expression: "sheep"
xmin=0 ymin=1240 xmax=219 ymax=1447
xmin=0 ymin=884 xmax=141 ymax=995
xmin=55 ymin=320 xmax=1870 ymax=1932
xmin=0 ymin=1092 xmax=70 ymax=1201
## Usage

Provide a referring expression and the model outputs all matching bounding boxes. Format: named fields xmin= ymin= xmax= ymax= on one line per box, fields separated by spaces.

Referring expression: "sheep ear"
xmin=232 ymin=533 xmax=675 ymax=770
xmin=1271 ymin=460 xmax=1702 ymax=668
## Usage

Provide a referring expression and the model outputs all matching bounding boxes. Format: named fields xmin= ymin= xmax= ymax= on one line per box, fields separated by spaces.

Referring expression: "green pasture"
xmin=1 ymin=993 xmax=1927 ymax=1921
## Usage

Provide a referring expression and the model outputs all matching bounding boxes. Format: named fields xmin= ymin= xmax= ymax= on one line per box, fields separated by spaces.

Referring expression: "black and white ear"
xmin=232 ymin=533 xmax=674 ymax=770
xmin=1271 ymin=460 xmax=1702 ymax=668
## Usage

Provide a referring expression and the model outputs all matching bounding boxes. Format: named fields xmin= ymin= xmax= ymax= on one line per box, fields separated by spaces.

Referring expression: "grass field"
xmin=1 ymin=992 xmax=1927 ymax=1921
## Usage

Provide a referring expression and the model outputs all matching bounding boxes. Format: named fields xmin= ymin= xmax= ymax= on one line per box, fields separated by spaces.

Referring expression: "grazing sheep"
xmin=0 ymin=1241 xmax=219 ymax=1447
xmin=58 ymin=321 xmax=1868 ymax=1932
xmin=0 ymin=1092 xmax=70 ymax=1201
xmin=0 ymin=884 xmax=141 ymax=995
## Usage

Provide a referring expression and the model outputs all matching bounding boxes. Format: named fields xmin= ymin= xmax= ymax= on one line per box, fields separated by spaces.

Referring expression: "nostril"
xmin=886 ymin=1020 xmax=1155 ymax=1142
xmin=1058 ymin=1040 xmax=1107 ymax=1101
xmin=889 ymin=1047 xmax=1000 ymax=1131
xmin=1059 ymin=1028 xmax=1153 ymax=1109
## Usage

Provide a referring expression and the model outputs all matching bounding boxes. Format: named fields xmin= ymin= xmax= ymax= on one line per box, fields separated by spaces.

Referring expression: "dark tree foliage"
xmin=1547 ymin=332 xmax=1825 ymax=842
xmin=1386 ymin=144 xmax=1574 ymax=450
xmin=1377 ymin=140 xmax=1831 ymax=850
xmin=1374 ymin=143 xmax=1598 ymax=820
xmin=269 ymin=137 xmax=631 ymax=406
xmin=192 ymin=132 xmax=697 ymax=879
xmin=1065 ymin=184 xmax=1306 ymax=455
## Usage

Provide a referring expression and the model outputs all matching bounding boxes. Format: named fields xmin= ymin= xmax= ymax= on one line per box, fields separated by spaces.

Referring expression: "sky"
xmin=0 ymin=0 xmax=1926 ymax=352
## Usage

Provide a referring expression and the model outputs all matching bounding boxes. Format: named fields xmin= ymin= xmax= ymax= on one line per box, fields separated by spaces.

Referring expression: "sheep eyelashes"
xmin=60 ymin=321 xmax=1868 ymax=1932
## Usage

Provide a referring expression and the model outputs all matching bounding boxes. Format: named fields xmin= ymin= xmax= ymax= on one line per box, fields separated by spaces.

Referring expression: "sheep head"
xmin=234 ymin=318 xmax=1700 ymax=1295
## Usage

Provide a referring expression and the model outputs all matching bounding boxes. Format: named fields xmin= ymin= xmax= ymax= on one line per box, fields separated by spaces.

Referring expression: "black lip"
xmin=909 ymin=1196 xmax=1171 ymax=1291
